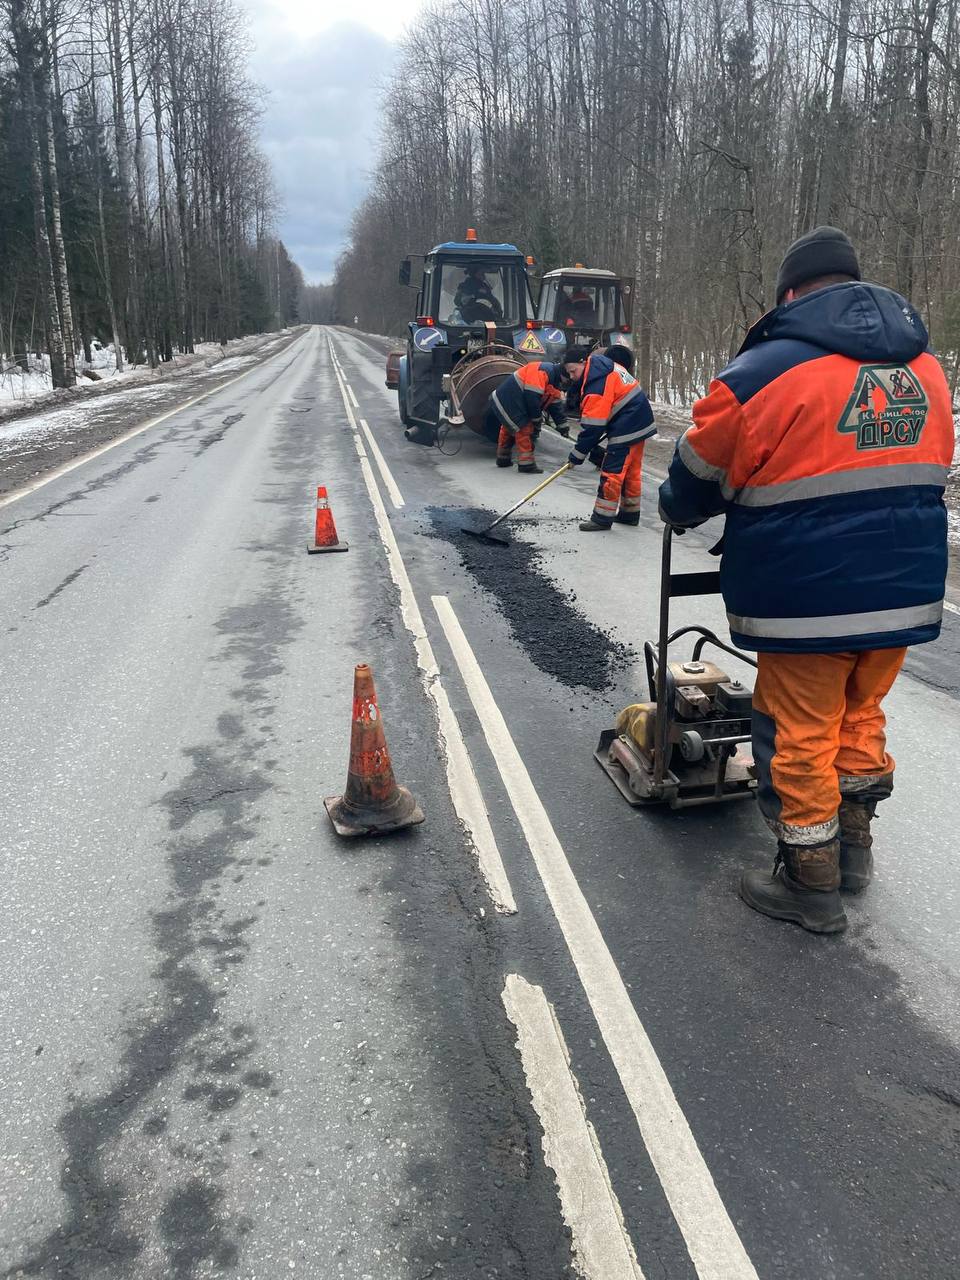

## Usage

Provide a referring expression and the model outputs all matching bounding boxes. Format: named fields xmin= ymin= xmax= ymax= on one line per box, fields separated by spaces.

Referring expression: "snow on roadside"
xmin=0 ymin=330 xmax=294 ymax=422
xmin=0 ymin=383 xmax=172 ymax=449
xmin=0 ymin=329 xmax=297 ymax=479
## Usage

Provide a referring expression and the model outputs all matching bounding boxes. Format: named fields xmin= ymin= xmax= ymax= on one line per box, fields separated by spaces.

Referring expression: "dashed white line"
xmin=346 ymin=383 xmax=360 ymax=409
xmin=0 ymin=331 xmax=311 ymax=512
xmin=325 ymin=333 xmax=516 ymax=914
xmin=944 ymin=599 xmax=960 ymax=616
xmin=358 ymin=418 xmax=404 ymax=509
xmin=432 ymin=592 xmax=759 ymax=1280
xmin=503 ymin=974 xmax=645 ymax=1280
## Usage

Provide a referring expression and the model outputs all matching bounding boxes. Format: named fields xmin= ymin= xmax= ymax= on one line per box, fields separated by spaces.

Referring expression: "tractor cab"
xmin=537 ymin=266 xmax=634 ymax=352
xmin=392 ymin=231 xmax=567 ymax=445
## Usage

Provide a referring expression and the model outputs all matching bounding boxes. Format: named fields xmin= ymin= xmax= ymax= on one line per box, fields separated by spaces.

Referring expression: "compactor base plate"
xmin=595 ymin=728 xmax=756 ymax=810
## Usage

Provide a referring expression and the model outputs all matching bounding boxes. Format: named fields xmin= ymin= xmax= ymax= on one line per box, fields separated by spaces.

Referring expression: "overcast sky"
xmin=246 ymin=0 xmax=427 ymax=284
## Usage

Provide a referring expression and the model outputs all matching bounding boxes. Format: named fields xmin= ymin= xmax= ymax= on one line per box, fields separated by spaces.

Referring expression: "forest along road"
xmin=2 ymin=323 xmax=959 ymax=1280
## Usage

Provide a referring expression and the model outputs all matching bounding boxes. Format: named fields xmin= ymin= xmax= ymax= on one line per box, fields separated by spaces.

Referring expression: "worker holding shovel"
xmin=563 ymin=346 xmax=657 ymax=531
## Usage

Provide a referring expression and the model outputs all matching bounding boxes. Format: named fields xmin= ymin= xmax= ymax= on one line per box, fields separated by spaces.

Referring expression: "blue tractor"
xmin=391 ymin=230 xmax=567 ymax=447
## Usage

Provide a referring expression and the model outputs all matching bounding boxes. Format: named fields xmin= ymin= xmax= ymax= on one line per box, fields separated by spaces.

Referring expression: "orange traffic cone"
xmin=308 ymin=486 xmax=348 ymax=553
xmin=325 ymin=664 xmax=425 ymax=837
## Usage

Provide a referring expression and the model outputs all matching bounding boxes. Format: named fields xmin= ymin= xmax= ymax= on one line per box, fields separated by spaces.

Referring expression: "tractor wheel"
xmin=398 ymin=358 xmax=412 ymax=427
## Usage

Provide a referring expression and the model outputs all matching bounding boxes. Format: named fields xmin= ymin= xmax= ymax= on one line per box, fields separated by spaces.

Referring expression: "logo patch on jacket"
xmin=838 ymin=364 xmax=929 ymax=450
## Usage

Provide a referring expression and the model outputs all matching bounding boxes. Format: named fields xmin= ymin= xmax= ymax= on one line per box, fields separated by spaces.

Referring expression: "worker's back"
xmin=663 ymin=281 xmax=954 ymax=652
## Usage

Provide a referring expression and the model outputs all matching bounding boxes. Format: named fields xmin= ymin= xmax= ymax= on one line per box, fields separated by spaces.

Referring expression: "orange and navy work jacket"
xmin=490 ymin=361 xmax=566 ymax=431
xmin=659 ymin=282 xmax=954 ymax=653
xmin=569 ymin=354 xmax=655 ymax=462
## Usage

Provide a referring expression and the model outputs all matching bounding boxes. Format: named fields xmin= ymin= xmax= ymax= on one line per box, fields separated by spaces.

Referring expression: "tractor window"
xmin=436 ymin=261 xmax=521 ymax=326
xmin=554 ymin=280 xmax=621 ymax=329
xmin=537 ymin=279 xmax=559 ymax=322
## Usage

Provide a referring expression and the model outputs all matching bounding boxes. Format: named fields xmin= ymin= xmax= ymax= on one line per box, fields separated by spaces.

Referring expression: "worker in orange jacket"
xmin=487 ymin=360 xmax=567 ymax=474
xmin=659 ymin=227 xmax=954 ymax=934
xmin=563 ymin=346 xmax=656 ymax=530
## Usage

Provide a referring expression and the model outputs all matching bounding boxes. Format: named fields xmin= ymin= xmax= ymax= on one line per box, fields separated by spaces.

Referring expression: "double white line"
xmin=326 ymin=334 xmax=759 ymax=1280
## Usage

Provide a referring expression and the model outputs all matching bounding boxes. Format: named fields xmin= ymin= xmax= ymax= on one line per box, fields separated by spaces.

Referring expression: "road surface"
xmin=2 ymin=324 xmax=959 ymax=1280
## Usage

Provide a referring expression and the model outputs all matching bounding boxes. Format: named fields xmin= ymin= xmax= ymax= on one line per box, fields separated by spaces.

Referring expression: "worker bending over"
xmin=564 ymin=345 xmax=656 ymax=531
xmin=488 ymin=360 xmax=567 ymax=474
xmin=658 ymin=226 xmax=953 ymax=934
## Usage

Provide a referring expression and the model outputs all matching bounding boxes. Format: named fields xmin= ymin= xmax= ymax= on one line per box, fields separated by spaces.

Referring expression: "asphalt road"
xmin=2 ymin=324 xmax=960 ymax=1280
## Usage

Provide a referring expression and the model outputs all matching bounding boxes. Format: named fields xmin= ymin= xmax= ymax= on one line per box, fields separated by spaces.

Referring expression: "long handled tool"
xmin=461 ymin=461 xmax=573 ymax=545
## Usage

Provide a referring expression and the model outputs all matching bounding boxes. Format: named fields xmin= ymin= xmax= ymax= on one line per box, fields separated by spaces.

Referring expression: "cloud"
xmin=250 ymin=21 xmax=399 ymax=283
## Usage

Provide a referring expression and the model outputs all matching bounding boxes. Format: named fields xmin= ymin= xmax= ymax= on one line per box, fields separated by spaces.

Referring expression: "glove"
xmin=567 ymin=451 xmax=584 ymax=466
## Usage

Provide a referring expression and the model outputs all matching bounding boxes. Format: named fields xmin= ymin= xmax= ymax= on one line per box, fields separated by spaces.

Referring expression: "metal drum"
xmin=449 ymin=348 xmax=524 ymax=439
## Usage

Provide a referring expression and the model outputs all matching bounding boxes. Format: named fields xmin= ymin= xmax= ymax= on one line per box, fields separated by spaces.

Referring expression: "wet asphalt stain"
xmin=6 ymin=557 xmax=303 ymax=1278
xmin=194 ymin=414 xmax=245 ymax=455
xmin=0 ymin=426 xmax=188 ymax=551
xmin=426 ymin=506 xmax=634 ymax=692
xmin=34 ymin=565 xmax=88 ymax=609
xmin=4 ymin=730 xmax=279 ymax=1279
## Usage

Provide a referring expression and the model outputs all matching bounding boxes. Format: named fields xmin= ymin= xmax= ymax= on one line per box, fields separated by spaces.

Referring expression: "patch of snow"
xmin=0 ymin=383 xmax=172 ymax=448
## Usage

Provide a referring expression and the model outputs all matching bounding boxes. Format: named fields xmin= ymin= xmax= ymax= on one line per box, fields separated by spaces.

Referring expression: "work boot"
xmin=613 ymin=511 xmax=641 ymax=526
xmin=517 ymin=462 xmax=543 ymax=474
xmin=838 ymin=797 xmax=878 ymax=892
xmin=838 ymin=774 xmax=892 ymax=892
xmin=495 ymin=456 xmax=513 ymax=468
xmin=739 ymin=839 xmax=847 ymax=934
xmin=579 ymin=519 xmax=611 ymax=532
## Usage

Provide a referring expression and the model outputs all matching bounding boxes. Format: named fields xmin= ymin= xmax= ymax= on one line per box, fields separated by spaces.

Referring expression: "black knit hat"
xmin=563 ymin=345 xmax=595 ymax=365
xmin=775 ymin=226 xmax=861 ymax=304
xmin=604 ymin=343 xmax=635 ymax=371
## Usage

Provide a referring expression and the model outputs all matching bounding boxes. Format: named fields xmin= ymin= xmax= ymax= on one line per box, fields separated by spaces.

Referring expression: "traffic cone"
xmin=307 ymin=485 xmax=348 ymax=553
xmin=324 ymin=664 xmax=425 ymax=837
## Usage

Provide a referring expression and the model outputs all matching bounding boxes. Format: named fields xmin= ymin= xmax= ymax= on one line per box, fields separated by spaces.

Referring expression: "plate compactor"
xmin=595 ymin=525 xmax=758 ymax=809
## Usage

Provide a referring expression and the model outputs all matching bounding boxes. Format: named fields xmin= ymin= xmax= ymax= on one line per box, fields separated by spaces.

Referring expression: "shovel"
xmin=461 ymin=461 xmax=573 ymax=546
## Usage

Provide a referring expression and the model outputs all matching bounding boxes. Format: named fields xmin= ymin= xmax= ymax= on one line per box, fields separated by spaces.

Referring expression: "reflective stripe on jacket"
xmin=658 ymin=282 xmax=954 ymax=653
xmin=490 ymin=361 xmax=565 ymax=432
xmin=569 ymin=354 xmax=655 ymax=460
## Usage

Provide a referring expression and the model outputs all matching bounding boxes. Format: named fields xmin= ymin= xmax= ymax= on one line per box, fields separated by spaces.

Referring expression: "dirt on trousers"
xmin=426 ymin=506 xmax=635 ymax=692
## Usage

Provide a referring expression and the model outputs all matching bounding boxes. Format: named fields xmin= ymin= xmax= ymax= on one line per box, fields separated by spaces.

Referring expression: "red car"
xmin=385 ymin=350 xmax=402 ymax=389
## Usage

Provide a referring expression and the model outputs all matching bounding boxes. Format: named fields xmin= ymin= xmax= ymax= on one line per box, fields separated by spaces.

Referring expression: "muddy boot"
xmin=495 ymin=455 xmax=513 ymax=468
xmin=838 ymin=774 xmax=892 ymax=893
xmin=517 ymin=462 xmax=543 ymax=474
xmin=838 ymin=798 xmax=878 ymax=892
xmin=613 ymin=511 xmax=640 ymax=526
xmin=579 ymin=519 xmax=611 ymax=532
xmin=739 ymin=840 xmax=847 ymax=934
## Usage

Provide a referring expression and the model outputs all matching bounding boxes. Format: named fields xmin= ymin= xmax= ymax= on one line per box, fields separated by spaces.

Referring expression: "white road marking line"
xmin=325 ymin=334 xmax=517 ymax=915
xmin=0 ymin=331 xmax=310 ymax=512
xmin=944 ymin=599 xmax=960 ymax=616
xmin=358 ymin=418 xmax=405 ymax=509
xmin=346 ymin=383 xmax=360 ymax=409
xmin=503 ymin=974 xmax=645 ymax=1280
xmin=432 ymin=594 xmax=759 ymax=1280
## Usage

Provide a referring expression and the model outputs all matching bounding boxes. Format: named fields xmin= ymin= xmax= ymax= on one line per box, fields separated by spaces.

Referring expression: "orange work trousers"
xmin=497 ymin=423 xmax=536 ymax=466
xmin=751 ymin=648 xmax=905 ymax=844
xmin=594 ymin=441 xmax=645 ymax=525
